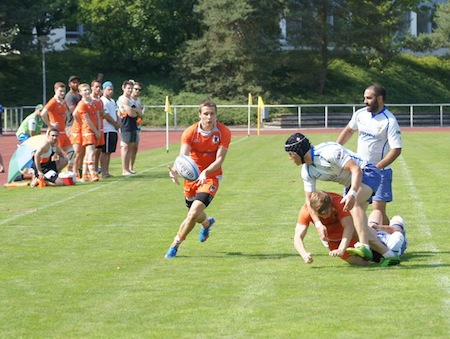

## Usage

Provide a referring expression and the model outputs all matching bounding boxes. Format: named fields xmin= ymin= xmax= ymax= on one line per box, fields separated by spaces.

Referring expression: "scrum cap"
xmin=284 ymin=133 xmax=311 ymax=160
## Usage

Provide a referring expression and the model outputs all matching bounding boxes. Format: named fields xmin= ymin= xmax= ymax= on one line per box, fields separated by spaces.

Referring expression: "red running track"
xmin=1 ymin=126 xmax=448 ymax=182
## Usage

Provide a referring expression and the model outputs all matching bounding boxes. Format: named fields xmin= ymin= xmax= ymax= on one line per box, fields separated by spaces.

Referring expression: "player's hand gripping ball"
xmin=174 ymin=155 xmax=200 ymax=181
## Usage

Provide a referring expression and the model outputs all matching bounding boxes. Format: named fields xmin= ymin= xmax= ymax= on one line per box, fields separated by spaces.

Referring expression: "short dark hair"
xmin=47 ymin=127 xmax=59 ymax=136
xmin=367 ymin=84 xmax=386 ymax=100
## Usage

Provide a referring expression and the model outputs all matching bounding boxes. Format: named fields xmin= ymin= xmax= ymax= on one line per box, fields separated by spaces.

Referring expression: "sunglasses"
xmin=134 ymin=88 xmax=142 ymax=91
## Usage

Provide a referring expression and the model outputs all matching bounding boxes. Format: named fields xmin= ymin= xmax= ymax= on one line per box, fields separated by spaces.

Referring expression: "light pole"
xmin=38 ymin=36 xmax=50 ymax=104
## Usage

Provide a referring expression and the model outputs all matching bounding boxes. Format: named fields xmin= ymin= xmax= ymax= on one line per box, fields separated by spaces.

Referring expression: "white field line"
xmin=1 ymin=178 xmax=121 ymax=226
xmin=397 ymin=156 xmax=450 ymax=334
xmin=0 ymin=136 xmax=249 ymax=226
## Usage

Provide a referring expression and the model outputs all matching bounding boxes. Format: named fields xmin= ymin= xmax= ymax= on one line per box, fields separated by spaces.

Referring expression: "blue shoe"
xmin=165 ymin=244 xmax=179 ymax=259
xmin=199 ymin=217 xmax=215 ymax=242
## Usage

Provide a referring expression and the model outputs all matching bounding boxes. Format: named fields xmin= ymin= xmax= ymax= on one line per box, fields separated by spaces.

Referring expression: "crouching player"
xmin=295 ymin=190 xmax=370 ymax=265
xmin=31 ymin=128 xmax=76 ymax=187
xmin=294 ymin=190 xmax=401 ymax=266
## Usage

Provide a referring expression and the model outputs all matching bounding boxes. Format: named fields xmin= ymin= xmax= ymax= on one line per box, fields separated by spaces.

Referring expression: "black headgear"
xmin=284 ymin=133 xmax=311 ymax=163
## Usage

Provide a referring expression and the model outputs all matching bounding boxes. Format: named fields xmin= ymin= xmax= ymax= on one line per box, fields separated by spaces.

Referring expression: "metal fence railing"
xmin=2 ymin=103 xmax=449 ymax=133
xmin=1 ymin=106 xmax=37 ymax=133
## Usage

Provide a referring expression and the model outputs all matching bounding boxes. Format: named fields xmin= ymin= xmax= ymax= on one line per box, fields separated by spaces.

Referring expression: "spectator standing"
xmin=41 ymin=82 xmax=75 ymax=171
xmin=117 ymin=80 xmax=140 ymax=176
xmin=130 ymin=81 xmax=143 ymax=173
xmin=91 ymin=80 xmax=105 ymax=174
xmin=100 ymin=81 xmax=120 ymax=178
xmin=16 ymin=104 xmax=45 ymax=143
xmin=77 ymin=83 xmax=101 ymax=182
xmin=65 ymin=75 xmax=81 ymax=133
xmin=70 ymin=100 xmax=84 ymax=179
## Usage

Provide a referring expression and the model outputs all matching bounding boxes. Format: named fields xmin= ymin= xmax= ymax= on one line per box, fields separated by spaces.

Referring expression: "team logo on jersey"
xmin=209 ymin=185 xmax=217 ymax=193
xmin=213 ymin=135 xmax=219 ymax=144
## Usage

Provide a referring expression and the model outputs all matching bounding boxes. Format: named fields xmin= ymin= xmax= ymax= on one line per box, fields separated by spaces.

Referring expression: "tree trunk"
xmin=317 ymin=1 xmax=329 ymax=95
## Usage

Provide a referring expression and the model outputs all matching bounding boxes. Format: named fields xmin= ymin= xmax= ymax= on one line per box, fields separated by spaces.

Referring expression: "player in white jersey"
xmin=373 ymin=215 xmax=407 ymax=256
xmin=361 ymin=215 xmax=407 ymax=264
xmin=100 ymin=81 xmax=120 ymax=178
xmin=284 ymin=132 xmax=400 ymax=265
xmin=337 ymin=84 xmax=402 ymax=225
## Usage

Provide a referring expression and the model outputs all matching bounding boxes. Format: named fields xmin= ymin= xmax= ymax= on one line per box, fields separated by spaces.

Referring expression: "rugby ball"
xmin=174 ymin=155 xmax=200 ymax=181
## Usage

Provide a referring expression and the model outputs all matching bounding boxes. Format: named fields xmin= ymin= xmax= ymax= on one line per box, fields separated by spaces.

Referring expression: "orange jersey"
xmin=78 ymin=100 xmax=99 ymax=136
xmin=297 ymin=192 xmax=357 ymax=259
xmin=70 ymin=108 xmax=83 ymax=145
xmin=181 ymin=122 xmax=231 ymax=178
xmin=45 ymin=97 xmax=68 ymax=132
xmin=93 ymin=98 xmax=105 ymax=146
xmin=297 ymin=192 xmax=351 ymax=241
xmin=93 ymin=98 xmax=104 ymax=129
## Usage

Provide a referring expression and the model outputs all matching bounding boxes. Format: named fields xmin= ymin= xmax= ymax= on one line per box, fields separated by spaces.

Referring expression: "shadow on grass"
xmin=173 ymin=251 xmax=450 ymax=269
xmin=221 ymin=251 xmax=305 ymax=259
xmin=213 ymin=251 xmax=450 ymax=269
xmin=97 ymin=171 xmax=169 ymax=181
xmin=393 ymin=251 xmax=450 ymax=269
xmin=402 ymin=251 xmax=450 ymax=259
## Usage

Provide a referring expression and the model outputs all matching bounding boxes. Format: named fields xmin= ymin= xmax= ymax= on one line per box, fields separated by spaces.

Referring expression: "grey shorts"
xmin=121 ymin=130 xmax=138 ymax=143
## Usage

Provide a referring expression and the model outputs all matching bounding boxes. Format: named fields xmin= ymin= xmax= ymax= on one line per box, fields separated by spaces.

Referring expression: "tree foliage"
xmin=0 ymin=21 xmax=18 ymax=54
xmin=0 ymin=0 xmax=77 ymax=52
xmin=175 ymin=0 xmax=286 ymax=99
xmin=283 ymin=0 xmax=422 ymax=94
xmin=430 ymin=2 xmax=450 ymax=48
xmin=0 ymin=0 xmax=447 ymax=101
xmin=343 ymin=0 xmax=419 ymax=59
xmin=398 ymin=2 xmax=450 ymax=53
xmin=77 ymin=0 xmax=201 ymax=72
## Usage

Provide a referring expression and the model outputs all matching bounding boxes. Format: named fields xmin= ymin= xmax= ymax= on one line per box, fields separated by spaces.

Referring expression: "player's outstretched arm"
xmin=294 ymin=224 xmax=313 ymax=264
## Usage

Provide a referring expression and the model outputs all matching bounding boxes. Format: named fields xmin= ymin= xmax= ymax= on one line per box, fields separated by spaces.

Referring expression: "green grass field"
xmin=1 ymin=131 xmax=450 ymax=338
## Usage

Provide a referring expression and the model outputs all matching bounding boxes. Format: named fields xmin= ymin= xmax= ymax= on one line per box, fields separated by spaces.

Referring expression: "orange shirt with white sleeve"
xmin=181 ymin=122 xmax=231 ymax=178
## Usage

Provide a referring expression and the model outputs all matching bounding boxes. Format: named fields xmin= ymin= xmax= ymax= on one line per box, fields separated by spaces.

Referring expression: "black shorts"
xmin=121 ymin=130 xmax=138 ymax=143
xmin=185 ymin=193 xmax=214 ymax=209
xmin=33 ymin=161 xmax=59 ymax=183
xmin=102 ymin=131 xmax=118 ymax=153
